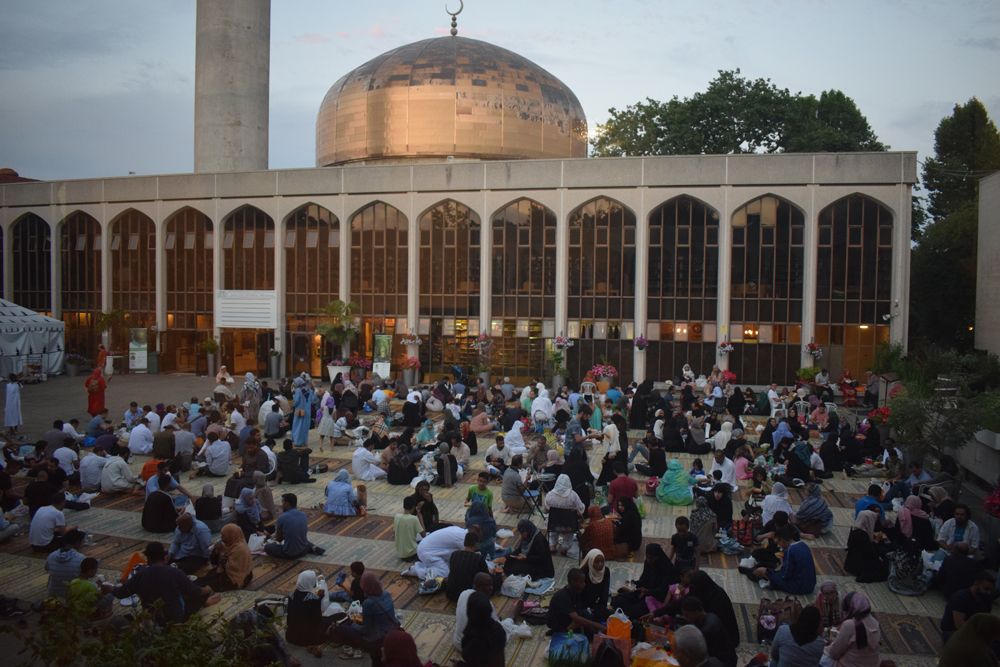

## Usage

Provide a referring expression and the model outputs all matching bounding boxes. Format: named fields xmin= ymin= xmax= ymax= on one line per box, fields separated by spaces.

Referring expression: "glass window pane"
xmin=165 ymin=233 xmax=176 ymax=250
xmin=243 ymin=231 xmax=255 ymax=248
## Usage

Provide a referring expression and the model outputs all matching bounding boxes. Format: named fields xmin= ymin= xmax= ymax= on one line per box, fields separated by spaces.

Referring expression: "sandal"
xmin=338 ymin=648 xmax=361 ymax=660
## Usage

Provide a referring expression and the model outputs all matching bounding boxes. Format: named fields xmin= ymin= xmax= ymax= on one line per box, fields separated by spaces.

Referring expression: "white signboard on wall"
xmin=216 ymin=291 xmax=278 ymax=329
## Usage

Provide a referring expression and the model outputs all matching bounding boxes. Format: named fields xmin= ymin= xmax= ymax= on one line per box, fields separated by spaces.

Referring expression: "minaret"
xmin=194 ymin=0 xmax=270 ymax=172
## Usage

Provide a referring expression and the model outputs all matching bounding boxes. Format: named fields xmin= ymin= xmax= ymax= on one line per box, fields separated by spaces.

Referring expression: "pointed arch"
xmin=416 ymin=199 xmax=482 ymax=374
xmin=11 ymin=212 xmax=52 ymax=312
xmin=163 ymin=203 xmax=214 ymax=224
xmin=350 ymin=201 xmax=408 ymax=317
xmin=222 ymin=204 xmax=274 ymax=290
xmin=59 ymin=210 xmax=102 ymax=355
xmin=490 ymin=197 xmax=557 ymax=319
xmin=728 ymin=193 xmax=806 ymax=384
xmin=285 ymin=202 xmax=340 ymax=317
xmin=160 ymin=207 xmax=214 ymax=372
xmin=108 ymin=209 xmax=156 ymax=323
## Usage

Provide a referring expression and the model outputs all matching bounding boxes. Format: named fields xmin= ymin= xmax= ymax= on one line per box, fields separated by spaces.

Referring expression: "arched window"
xmin=419 ymin=200 xmax=481 ymax=374
xmin=59 ymin=211 xmax=102 ymax=354
xmin=222 ymin=206 xmax=274 ymax=290
xmin=162 ymin=207 xmax=214 ymax=373
xmin=646 ymin=196 xmax=720 ymax=380
xmin=11 ymin=214 xmax=51 ymax=312
xmin=729 ymin=195 xmax=805 ymax=384
xmin=566 ymin=197 xmax=636 ymax=382
xmin=110 ymin=210 xmax=155 ymax=324
xmin=815 ymin=194 xmax=893 ymax=375
xmin=285 ymin=204 xmax=340 ymax=376
xmin=350 ymin=202 xmax=408 ymax=358
xmin=490 ymin=199 xmax=556 ymax=377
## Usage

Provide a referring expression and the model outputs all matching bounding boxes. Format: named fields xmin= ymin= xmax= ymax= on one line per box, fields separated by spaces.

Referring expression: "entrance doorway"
xmin=288 ymin=332 xmax=325 ymax=377
xmin=220 ymin=329 xmax=273 ymax=376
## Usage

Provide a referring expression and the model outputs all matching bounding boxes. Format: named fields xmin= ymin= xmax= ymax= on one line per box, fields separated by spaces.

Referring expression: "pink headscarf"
xmin=896 ymin=495 xmax=928 ymax=538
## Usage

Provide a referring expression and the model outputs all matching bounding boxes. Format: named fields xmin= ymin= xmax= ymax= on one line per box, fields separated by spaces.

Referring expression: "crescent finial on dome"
xmin=446 ymin=0 xmax=463 ymax=36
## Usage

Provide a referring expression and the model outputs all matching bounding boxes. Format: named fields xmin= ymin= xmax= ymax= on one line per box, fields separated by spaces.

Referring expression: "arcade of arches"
xmin=3 ymin=193 xmax=894 ymax=384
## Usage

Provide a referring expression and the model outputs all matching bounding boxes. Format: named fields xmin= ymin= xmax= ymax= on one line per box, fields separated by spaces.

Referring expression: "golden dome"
xmin=316 ymin=36 xmax=588 ymax=166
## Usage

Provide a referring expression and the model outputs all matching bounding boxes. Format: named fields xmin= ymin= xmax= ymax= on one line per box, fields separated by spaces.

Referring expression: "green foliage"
xmin=922 ymin=97 xmax=1000 ymax=221
xmin=909 ymin=203 xmax=979 ymax=349
xmin=3 ymin=599 xmax=271 ymax=667
xmin=315 ymin=299 xmax=359 ymax=345
xmin=199 ymin=337 xmax=219 ymax=354
xmin=911 ymin=193 xmax=929 ymax=241
xmin=95 ymin=309 xmax=130 ymax=333
xmin=795 ymin=366 xmax=820 ymax=381
xmin=591 ymin=69 xmax=885 ymax=157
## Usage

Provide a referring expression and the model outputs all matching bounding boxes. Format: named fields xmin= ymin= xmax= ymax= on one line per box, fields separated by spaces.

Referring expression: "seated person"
xmin=547 ymin=568 xmax=606 ymax=639
xmin=484 ymin=436 xmax=512 ymax=478
xmin=613 ymin=496 xmax=644 ymax=557
xmin=67 ymin=557 xmax=115 ymax=620
xmin=501 ymin=520 xmax=554 ymax=579
xmin=275 ymin=439 xmax=315 ymax=484
xmin=500 ymin=455 xmax=528 ymax=513
xmin=394 ymin=497 xmax=425 ymax=560
xmin=196 ymin=523 xmax=254 ymax=591
xmin=445 ymin=532 xmax=490 ymax=602
xmin=324 ymin=469 xmax=368 ymax=517
xmin=265 ymin=494 xmax=318 ymax=560
xmin=753 ymin=526 xmax=817 ymax=594
xmin=285 ymin=570 xmax=333 ymax=656
xmin=937 ymin=503 xmax=980 ymax=555
xmin=167 ymin=513 xmax=213 ymax=575
xmin=112 ymin=541 xmax=220 ymax=625
xmin=194 ymin=484 xmax=232 ymax=533
xmin=142 ymin=475 xmax=185 ymax=534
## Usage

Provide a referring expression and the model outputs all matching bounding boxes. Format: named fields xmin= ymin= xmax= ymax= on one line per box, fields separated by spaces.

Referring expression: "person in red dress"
xmin=84 ymin=367 xmax=107 ymax=417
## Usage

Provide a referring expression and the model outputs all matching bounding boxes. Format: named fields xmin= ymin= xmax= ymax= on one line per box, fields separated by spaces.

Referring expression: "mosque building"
xmin=0 ymin=1 xmax=915 ymax=385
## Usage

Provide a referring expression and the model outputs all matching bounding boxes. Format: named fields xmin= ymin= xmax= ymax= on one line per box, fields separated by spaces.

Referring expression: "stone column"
xmin=555 ymin=189 xmax=569 ymax=340
xmin=800 ymin=186 xmax=819 ymax=369
xmin=715 ymin=187 xmax=733 ymax=371
xmin=407 ymin=194 xmax=419 ymax=352
xmin=100 ymin=210 xmax=112 ymax=349
xmin=891 ymin=183 xmax=913 ymax=350
xmin=632 ymin=188 xmax=649 ymax=382
xmin=273 ymin=198 xmax=285 ymax=378
xmin=2 ymin=220 xmax=13 ymax=301
xmin=479 ymin=191 xmax=491 ymax=335
xmin=211 ymin=199 xmax=222 ymax=343
xmin=154 ymin=203 xmax=167 ymax=345
xmin=50 ymin=209 xmax=62 ymax=319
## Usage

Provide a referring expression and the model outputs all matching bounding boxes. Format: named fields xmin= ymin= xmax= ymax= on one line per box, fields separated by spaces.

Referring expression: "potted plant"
xmin=868 ymin=405 xmax=892 ymax=442
xmin=326 ymin=357 xmax=350 ymax=384
xmin=401 ymin=355 xmax=421 ymax=387
xmin=633 ymin=335 xmax=648 ymax=351
xmin=795 ymin=366 xmax=820 ymax=383
xmin=199 ymin=337 xmax=219 ymax=377
xmin=64 ymin=353 xmax=86 ymax=377
xmin=348 ymin=351 xmax=373 ymax=382
xmin=315 ymin=299 xmax=358 ymax=380
xmin=717 ymin=340 xmax=734 ymax=357
xmin=804 ymin=341 xmax=823 ymax=360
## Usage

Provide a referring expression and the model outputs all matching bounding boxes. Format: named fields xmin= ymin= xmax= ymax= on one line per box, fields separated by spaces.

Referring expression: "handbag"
xmin=591 ymin=633 xmax=629 ymax=666
xmin=605 ymin=608 xmax=633 ymax=641
xmin=645 ymin=477 xmax=659 ymax=496
xmin=756 ymin=596 xmax=803 ymax=643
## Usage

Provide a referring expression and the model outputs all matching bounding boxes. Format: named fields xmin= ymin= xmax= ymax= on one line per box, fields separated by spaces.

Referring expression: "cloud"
xmin=962 ymin=36 xmax=1000 ymax=51
xmin=294 ymin=33 xmax=331 ymax=45
xmin=370 ymin=24 xmax=385 ymax=39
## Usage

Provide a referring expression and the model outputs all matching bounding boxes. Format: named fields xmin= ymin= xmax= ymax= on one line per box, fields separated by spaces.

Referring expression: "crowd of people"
xmin=1 ymin=358 xmax=998 ymax=666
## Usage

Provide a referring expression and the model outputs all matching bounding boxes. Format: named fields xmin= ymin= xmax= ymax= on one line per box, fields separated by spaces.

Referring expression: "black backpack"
xmin=592 ymin=638 xmax=625 ymax=667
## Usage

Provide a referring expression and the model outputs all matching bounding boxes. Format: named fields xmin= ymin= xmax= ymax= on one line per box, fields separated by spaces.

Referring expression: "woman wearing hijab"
xmin=461 ymin=592 xmax=506 ymax=667
xmin=819 ymin=429 xmax=845 ymax=473
xmin=762 ymin=482 xmax=794 ymax=525
xmin=325 ymin=469 xmax=365 ymax=517
xmin=381 ymin=628 xmax=427 ymax=667
xmin=240 ymin=372 xmax=263 ymax=420
xmin=285 ymin=570 xmax=333 ymax=654
xmin=824 ymin=591 xmax=881 ymax=667
xmin=329 ymin=572 xmax=400 ymax=663
xmin=84 ymin=367 xmax=108 ymax=417
xmin=503 ymin=519 xmax=554 ymax=579
xmin=795 ymin=483 xmax=834 ymax=537
xmin=196 ymin=523 xmax=253 ymax=591
xmin=928 ymin=485 xmax=956 ymax=525
xmin=656 ymin=459 xmax=694 ymax=506
xmin=780 ymin=440 xmax=814 ymax=484
xmin=771 ymin=419 xmax=794 ymax=448
xmin=613 ymin=496 xmax=643 ymax=555
xmin=580 ymin=549 xmax=611 ymax=619
xmin=530 ymin=388 xmax=554 ymax=429
xmin=844 ymin=509 xmax=889 ymax=582
xmin=891 ymin=495 xmax=936 ymax=550
xmin=290 ymin=377 xmax=312 ymax=447
xmin=316 ymin=389 xmax=337 ymax=450
xmin=194 ymin=483 xmax=227 ymax=532
xmin=253 ymin=470 xmax=276 ymax=521
xmin=769 ymin=605 xmax=824 ymax=667
xmin=235 ymin=487 xmax=269 ymax=539
xmin=562 ymin=447 xmax=594 ymax=507
xmin=612 ymin=543 xmax=679 ymax=619
xmin=464 ymin=501 xmax=497 ymax=558
xmin=689 ymin=495 xmax=719 ymax=554
xmin=657 ymin=570 xmax=740 ymax=646
xmin=503 ymin=420 xmax=527 ymax=455
xmin=706 ymin=482 xmax=734 ymax=530
xmin=141 ymin=479 xmax=180 ymax=533
xmin=939 ymin=613 xmax=1000 ymax=667
xmin=402 ymin=391 xmax=423 ymax=429
xmin=434 ymin=442 xmax=458 ymax=488
xmin=415 ymin=420 xmax=436 ymax=446
xmin=713 ymin=421 xmax=733 ymax=453
xmin=543 ymin=474 xmax=585 ymax=517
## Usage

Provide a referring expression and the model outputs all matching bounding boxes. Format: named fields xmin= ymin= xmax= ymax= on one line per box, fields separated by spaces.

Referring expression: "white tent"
xmin=0 ymin=299 xmax=66 ymax=376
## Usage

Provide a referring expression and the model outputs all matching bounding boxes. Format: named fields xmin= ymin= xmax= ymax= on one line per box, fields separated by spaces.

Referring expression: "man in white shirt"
xmin=62 ymin=419 xmax=85 ymax=443
xmin=200 ymin=433 xmax=232 ymax=477
xmin=101 ymin=450 xmax=140 ymax=494
xmin=710 ymin=449 xmax=737 ymax=491
xmin=229 ymin=406 xmax=247 ymax=434
xmin=160 ymin=407 xmax=179 ymax=431
xmin=29 ymin=494 xmax=76 ymax=552
xmin=128 ymin=419 xmax=154 ymax=455
xmin=143 ymin=407 xmax=161 ymax=433
xmin=767 ymin=383 xmax=781 ymax=411
xmin=484 ymin=436 xmax=513 ymax=477
xmin=52 ymin=444 xmax=80 ymax=482
xmin=351 ymin=438 xmax=387 ymax=481
xmin=454 ymin=572 xmax=498 ymax=649
xmin=79 ymin=447 xmax=109 ymax=491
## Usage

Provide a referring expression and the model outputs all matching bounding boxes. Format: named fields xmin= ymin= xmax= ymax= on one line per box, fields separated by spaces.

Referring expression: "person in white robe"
xmin=351 ymin=439 xmax=387 ymax=481
xmin=503 ymin=421 xmax=528 ymax=456
xmin=4 ymin=376 xmax=23 ymax=434
xmin=404 ymin=525 xmax=467 ymax=579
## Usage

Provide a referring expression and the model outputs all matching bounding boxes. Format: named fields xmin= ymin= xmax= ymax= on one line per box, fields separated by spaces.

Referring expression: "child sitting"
xmin=688 ymin=458 xmax=705 ymax=478
xmin=67 ymin=557 xmax=114 ymax=620
xmin=330 ymin=561 xmax=366 ymax=604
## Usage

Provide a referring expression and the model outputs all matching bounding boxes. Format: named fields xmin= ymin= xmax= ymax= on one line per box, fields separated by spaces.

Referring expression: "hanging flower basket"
xmin=866 ymin=406 xmax=891 ymax=425
xmin=717 ymin=341 xmax=734 ymax=357
xmin=633 ymin=335 xmax=648 ymax=351
xmin=553 ymin=335 xmax=574 ymax=350
xmin=401 ymin=356 xmax=421 ymax=370
xmin=590 ymin=363 xmax=618 ymax=379
xmin=804 ymin=342 xmax=823 ymax=360
xmin=400 ymin=333 xmax=423 ymax=346
xmin=470 ymin=333 xmax=494 ymax=354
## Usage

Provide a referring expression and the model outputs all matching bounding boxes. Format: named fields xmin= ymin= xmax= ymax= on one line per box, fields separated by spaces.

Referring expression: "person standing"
xmin=290 ymin=377 xmax=311 ymax=447
xmin=83 ymin=367 xmax=107 ymax=417
xmin=4 ymin=374 xmax=22 ymax=438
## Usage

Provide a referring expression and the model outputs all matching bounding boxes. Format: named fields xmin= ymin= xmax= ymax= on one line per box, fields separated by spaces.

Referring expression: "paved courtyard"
xmin=0 ymin=373 xmax=949 ymax=666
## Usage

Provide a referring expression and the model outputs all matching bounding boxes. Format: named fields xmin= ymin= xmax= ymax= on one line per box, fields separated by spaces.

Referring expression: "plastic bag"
xmin=501 ymin=574 xmax=530 ymax=598
xmin=635 ymin=496 xmax=647 ymax=519
xmin=606 ymin=607 xmax=632 ymax=641
xmin=347 ymin=600 xmax=363 ymax=623
xmin=501 ymin=617 xmax=534 ymax=639
xmin=549 ymin=631 xmax=589 ymax=664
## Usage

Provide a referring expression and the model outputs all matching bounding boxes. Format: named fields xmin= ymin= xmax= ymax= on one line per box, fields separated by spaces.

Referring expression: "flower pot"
xmin=269 ymin=355 xmax=280 ymax=380
xmin=403 ymin=368 xmax=416 ymax=387
xmin=65 ymin=362 xmax=79 ymax=377
xmin=206 ymin=353 xmax=216 ymax=378
xmin=552 ymin=374 xmax=565 ymax=392
xmin=327 ymin=365 xmax=351 ymax=383
xmin=478 ymin=370 xmax=490 ymax=385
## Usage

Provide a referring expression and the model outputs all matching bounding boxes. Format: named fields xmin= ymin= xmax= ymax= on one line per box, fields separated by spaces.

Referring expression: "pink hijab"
xmin=897 ymin=495 xmax=928 ymax=538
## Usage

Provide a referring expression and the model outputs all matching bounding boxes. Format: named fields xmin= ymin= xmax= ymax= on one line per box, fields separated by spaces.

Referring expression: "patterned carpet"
xmin=0 ymin=408 xmax=948 ymax=666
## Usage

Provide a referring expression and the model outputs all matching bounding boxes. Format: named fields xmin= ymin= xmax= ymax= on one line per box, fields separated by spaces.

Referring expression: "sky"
xmin=1 ymin=0 xmax=998 ymax=181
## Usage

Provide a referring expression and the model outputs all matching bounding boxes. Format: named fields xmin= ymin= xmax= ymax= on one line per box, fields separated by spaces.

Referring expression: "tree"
xmin=591 ymin=69 xmax=886 ymax=157
xmin=315 ymin=299 xmax=358 ymax=359
xmin=922 ymin=98 xmax=1000 ymax=220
